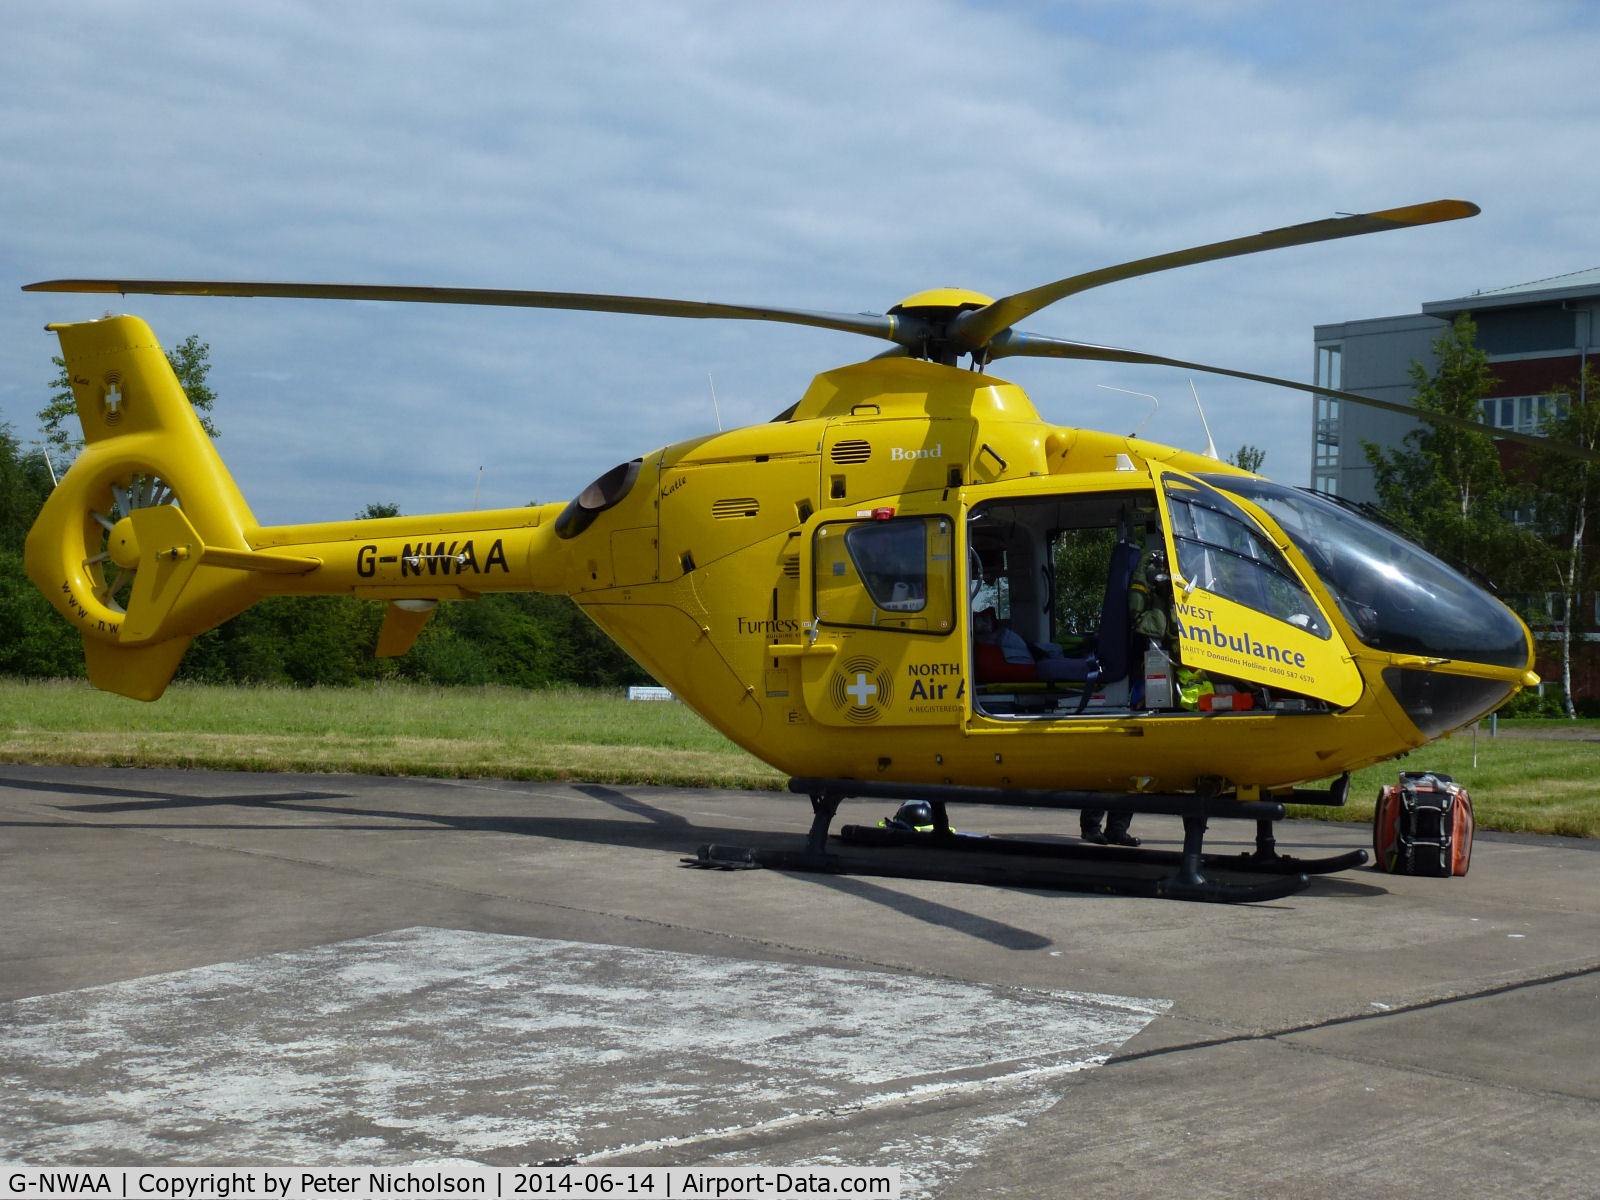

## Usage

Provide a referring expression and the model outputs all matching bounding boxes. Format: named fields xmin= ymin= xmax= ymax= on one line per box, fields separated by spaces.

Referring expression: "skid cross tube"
xmin=806 ymin=791 xmax=841 ymax=857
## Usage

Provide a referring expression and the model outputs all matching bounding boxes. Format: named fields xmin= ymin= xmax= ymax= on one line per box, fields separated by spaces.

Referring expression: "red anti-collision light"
xmin=871 ymin=507 xmax=895 ymax=520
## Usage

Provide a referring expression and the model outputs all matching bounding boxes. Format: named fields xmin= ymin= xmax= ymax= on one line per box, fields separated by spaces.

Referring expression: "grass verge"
xmin=1297 ymin=720 xmax=1600 ymax=838
xmin=2 ymin=679 xmax=1595 ymax=835
xmin=0 ymin=678 xmax=786 ymax=790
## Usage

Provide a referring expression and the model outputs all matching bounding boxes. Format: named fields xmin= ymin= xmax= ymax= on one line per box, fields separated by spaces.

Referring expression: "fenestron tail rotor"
xmin=84 ymin=470 xmax=181 ymax=614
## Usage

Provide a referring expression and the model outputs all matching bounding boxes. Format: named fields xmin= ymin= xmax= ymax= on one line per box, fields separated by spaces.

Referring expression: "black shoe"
xmin=1080 ymin=829 xmax=1108 ymax=845
xmin=1106 ymin=831 xmax=1142 ymax=847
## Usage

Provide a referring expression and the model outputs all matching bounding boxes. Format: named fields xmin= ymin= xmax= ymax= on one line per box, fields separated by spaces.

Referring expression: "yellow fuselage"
xmin=28 ymin=317 xmax=1533 ymax=796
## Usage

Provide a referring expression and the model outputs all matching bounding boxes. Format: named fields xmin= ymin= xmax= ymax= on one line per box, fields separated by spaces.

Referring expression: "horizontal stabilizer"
xmin=116 ymin=505 xmax=321 ymax=644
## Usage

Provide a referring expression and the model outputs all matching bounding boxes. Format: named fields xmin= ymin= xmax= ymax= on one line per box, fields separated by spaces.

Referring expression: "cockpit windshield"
xmin=1200 ymin=476 xmax=1530 ymax=670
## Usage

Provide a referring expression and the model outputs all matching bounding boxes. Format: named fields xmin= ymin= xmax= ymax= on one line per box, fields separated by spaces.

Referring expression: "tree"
xmin=1526 ymin=364 xmax=1600 ymax=718
xmin=0 ymin=423 xmax=81 ymax=676
xmin=1227 ymin=444 xmax=1265 ymax=473
xmin=0 ymin=422 xmax=56 ymax=553
xmin=1051 ymin=528 xmax=1116 ymax=638
xmin=356 ymin=502 xmax=401 ymax=519
xmin=40 ymin=333 xmax=219 ymax=455
xmin=1363 ymin=315 xmax=1527 ymax=583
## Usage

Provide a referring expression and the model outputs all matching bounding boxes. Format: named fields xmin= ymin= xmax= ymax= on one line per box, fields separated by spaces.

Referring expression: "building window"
xmin=1480 ymin=393 xmax=1565 ymax=435
xmin=1315 ymin=396 xmax=1340 ymax=468
xmin=1507 ymin=592 xmax=1573 ymax=627
xmin=1314 ymin=347 xmax=1343 ymax=470
xmin=1317 ymin=345 xmax=1343 ymax=392
xmin=1312 ymin=344 xmax=1343 ymax=494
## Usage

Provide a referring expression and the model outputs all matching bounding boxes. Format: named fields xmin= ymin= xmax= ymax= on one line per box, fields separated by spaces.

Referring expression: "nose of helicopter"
xmin=1363 ymin=556 xmax=1536 ymax=742
xmin=1381 ymin=662 xmax=1530 ymax=739
xmin=1350 ymin=559 xmax=1533 ymax=738
xmin=1347 ymin=563 xmax=1534 ymax=738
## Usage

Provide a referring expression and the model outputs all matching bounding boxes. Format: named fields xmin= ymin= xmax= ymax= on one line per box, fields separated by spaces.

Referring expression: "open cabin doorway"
xmin=966 ymin=480 xmax=1346 ymax=720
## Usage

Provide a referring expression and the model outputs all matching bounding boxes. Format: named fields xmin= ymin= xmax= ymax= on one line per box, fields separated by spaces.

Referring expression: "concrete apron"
xmin=2 ymin=767 xmax=1597 ymax=1198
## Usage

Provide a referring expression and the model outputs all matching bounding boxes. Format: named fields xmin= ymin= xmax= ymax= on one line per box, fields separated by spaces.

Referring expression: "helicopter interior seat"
xmin=1032 ymin=538 xmax=1141 ymax=709
xmin=971 ymin=611 xmax=1043 ymax=684
xmin=970 ymin=542 xmax=1043 ymax=685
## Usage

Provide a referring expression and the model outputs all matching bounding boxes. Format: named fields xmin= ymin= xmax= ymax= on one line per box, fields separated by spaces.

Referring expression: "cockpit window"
xmin=1162 ymin=477 xmax=1330 ymax=638
xmin=1200 ymin=475 xmax=1530 ymax=670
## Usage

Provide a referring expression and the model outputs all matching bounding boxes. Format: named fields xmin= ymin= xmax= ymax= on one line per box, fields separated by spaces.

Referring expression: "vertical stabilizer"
xmin=24 ymin=316 xmax=264 ymax=699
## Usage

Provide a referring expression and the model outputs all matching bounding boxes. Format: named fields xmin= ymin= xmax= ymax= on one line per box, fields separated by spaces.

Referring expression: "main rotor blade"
xmin=22 ymin=279 xmax=915 ymax=346
xmin=952 ymin=200 xmax=1480 ymax=350
xmin=988 ymin=329 xmax=1600 ymax=463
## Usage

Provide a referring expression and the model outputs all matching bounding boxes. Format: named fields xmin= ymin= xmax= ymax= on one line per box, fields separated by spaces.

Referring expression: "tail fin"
xmin=24 ymin=316 xmax=311 ymax=700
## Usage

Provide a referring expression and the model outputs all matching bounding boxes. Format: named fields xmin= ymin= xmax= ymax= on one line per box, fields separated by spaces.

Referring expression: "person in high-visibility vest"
xmin=1176 ymin=665 xmax=1215 ymax=710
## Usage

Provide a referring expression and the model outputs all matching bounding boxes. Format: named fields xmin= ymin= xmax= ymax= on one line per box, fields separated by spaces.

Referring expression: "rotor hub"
xmin=890 ymin=287 xmax=994 ymax=313
xmin=108 ymin=516 xmax=140 ymax=570
xmin=888 ymin=289 xmax=998 ymax=366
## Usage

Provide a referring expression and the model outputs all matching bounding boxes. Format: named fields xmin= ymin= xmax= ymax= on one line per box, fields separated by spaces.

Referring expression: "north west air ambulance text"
xmin=1173 ymin=602 xmax=1311 ymax=680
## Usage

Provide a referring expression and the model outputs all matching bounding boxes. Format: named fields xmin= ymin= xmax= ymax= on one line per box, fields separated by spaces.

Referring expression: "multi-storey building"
xmin=1312 ymin=268 xmax=1600 ymax=704
xmin=1313 ymin=268 xmax=1598 ymax=501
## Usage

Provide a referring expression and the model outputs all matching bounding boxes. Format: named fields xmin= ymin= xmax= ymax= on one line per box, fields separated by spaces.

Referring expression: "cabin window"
xmin=554 ymin=458 xmax=643 ymax=539
xmin=813 ymin=516 xmax=954 ymax=633
xmin=1162 ymin=477 xmax=1330 ymax=638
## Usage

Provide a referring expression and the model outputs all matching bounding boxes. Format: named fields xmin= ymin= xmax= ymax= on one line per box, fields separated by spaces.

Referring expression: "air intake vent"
xmin=781 ymin=555 xmax=800 ymax=578
xmin=712 ymin=497 xmax=760 ymax=519
xmin=830 ymin=439 xmax=871 ymax=464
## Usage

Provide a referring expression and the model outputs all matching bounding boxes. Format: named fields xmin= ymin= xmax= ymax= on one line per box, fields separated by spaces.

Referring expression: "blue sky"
xmin=3 ymin=0 xmax=1597 ymax=523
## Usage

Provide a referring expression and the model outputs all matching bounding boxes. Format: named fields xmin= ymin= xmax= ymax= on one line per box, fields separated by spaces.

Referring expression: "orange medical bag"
xmin=1373 ymin=771 xmax=1474 ymax=877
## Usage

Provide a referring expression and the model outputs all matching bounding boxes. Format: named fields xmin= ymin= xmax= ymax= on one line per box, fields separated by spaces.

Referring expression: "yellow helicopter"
xmin=22 ymin=200 xmax=1569 ymax=900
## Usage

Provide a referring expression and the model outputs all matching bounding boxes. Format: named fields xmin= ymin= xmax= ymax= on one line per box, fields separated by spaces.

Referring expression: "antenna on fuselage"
xmin=1189 ymin=379 xmax=1219 ymax=459
xmin=708 ymin=373 xmax=724 ymax=432
xmin=1097 ymin=384 xmax=1159 ymax=438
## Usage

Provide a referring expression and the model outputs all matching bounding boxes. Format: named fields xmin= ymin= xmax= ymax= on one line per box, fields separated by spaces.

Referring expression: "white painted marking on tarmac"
xmin=1 ymin=928 xmax=1166 ymax=1194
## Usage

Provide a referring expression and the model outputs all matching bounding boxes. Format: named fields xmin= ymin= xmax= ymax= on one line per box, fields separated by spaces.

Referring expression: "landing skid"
xmin=838 ymin=823 xmax=1369 ymax=877
xmin=685 ymin=775 xmax=1361 ymax=904
xmin=692 ymin=839 xmax=1312 ymax=902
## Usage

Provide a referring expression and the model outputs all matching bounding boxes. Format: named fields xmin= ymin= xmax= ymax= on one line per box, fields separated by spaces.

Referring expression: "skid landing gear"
xmin=688 ymin=776 xmax=1361 ymax=904
xmin=840 ymin=815 xmax=1367 ymax=880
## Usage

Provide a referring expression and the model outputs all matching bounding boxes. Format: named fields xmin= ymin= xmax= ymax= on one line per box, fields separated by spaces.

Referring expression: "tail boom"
xmin=25 ymin=315 xmax=570 ymax=699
